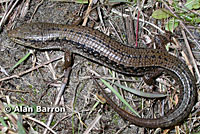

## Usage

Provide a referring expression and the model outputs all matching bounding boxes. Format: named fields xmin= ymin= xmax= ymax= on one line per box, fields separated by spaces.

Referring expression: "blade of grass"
xmin=100 ymin=78 xmax=140 ymax=117
xmin=10 ymin=51 xmax=33 ymax=71
xmin=0 ymin=117 xmax=8 ymax=127
xmin=17 ymin=116 xmax=26 ymax=134
xmin=105 ymin=79 xmax=167 ymax=98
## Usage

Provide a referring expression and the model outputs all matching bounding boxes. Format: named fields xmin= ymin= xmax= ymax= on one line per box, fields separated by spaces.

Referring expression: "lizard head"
xmin=8 ymin=23 xmax=62 ymax=50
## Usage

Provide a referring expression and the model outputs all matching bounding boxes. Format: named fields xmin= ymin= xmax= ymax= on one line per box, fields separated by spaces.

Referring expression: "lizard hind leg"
xmin=143 ymin=68 xmax=164 ymax=87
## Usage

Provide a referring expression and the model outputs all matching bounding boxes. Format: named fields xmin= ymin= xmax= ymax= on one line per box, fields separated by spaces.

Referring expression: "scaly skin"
xmin=8 ymin=22 xmax=197 ymax=128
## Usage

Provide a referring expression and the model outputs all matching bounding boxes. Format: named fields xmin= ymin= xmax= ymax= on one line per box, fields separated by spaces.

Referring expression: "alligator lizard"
xmin=7 ymin=22 xmax=197 ymax=128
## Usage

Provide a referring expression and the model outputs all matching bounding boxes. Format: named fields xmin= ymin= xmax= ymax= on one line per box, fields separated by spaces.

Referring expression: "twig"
xmin=0 ymin=0 xmax=20 ymax=31
xmin=24 ymin=116 xmax=57 ymax=134
xmin=111 ymin=9 xmax=165 ymax=34
xmin=135 ymin=0 xmax=141 ymax=47
xmin=181 ymin=29 xmax=200 ymax=83
xmin=125 ymin=15 xmax=135 ymax=45
xmin=51 ymin=114 xmax=73 ymax=129
xmin=0 ymin=56 xmax=62 ymax=82
xmin=108 ymin=20 xmax=124 ymax=43
xmin=116 ymin=124 xmax=130 ymax=134
xmin=82 ymin=0 xmax=93 ymax=26
xmin=135 ymin=10 xmax=140 ymax=47
xmin=83 ymin=114 xmax=102 ymax=134
xmin=43 ymin=51 xmax=72 ymax=134
xmin=45 ymin=52 xmax=57 ymax=80
xmin=30 ymin=0 xmax=44 ymax=21
xmin=0 ymin=87 xmax=29 ymax=93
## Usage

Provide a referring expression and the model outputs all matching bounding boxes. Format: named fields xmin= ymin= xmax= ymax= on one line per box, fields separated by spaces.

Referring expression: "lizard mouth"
xmin=9 ymin=37 xmax=38 ymax=49
xmin=9 ymin=37 xmax=63 ymax=50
